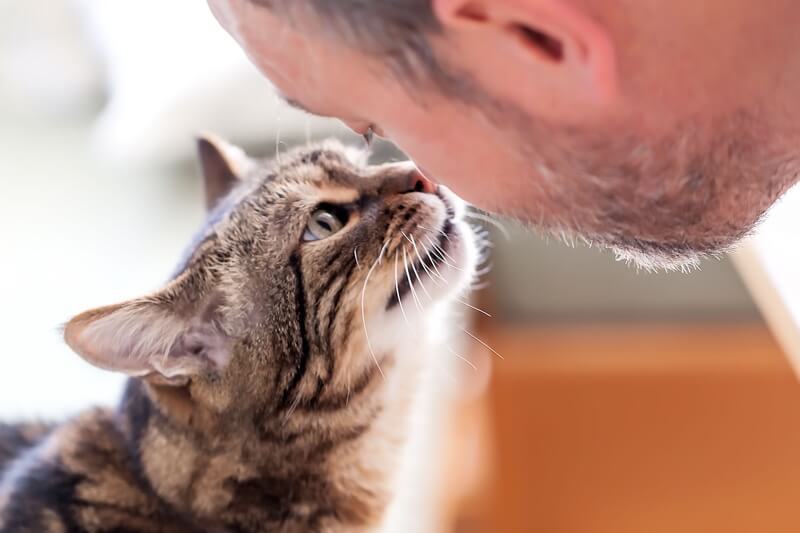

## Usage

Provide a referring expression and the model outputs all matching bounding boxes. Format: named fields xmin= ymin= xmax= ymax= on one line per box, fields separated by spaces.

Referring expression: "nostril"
xmin=407 ymin=169 xmax=437 ymax=195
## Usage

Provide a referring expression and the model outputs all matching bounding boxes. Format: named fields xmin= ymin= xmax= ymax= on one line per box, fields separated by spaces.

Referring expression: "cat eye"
xmin=303 ymin=205 xmax=350 ymax=242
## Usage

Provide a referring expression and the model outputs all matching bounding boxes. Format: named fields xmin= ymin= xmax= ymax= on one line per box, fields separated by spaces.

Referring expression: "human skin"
xmin=208 ymin=0 xmax=800 ymax=268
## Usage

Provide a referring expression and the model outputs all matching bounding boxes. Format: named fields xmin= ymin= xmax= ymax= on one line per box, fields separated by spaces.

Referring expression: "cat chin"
xmin=365 ymin=185 xmax=478 ymax=362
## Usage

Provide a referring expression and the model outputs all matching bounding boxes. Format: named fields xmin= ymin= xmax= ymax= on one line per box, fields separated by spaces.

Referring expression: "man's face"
xmin=209 ymin=0 xmax=800 ymax=268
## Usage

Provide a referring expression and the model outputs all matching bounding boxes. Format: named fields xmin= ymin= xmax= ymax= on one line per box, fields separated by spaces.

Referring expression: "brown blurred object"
xmin=441 ymin=323 xmax=800 ymax=533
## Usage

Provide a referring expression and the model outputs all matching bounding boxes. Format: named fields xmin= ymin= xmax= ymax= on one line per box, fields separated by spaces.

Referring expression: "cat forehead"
xmin=179 ymin=146 xmax=365 ymax=254
xmin=285 ymin=147 xmax=364 ymax=180
xmin=244 ymin=145 xmax=373 ymax=203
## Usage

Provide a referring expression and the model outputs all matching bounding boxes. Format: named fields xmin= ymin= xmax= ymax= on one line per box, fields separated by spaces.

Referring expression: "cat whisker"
xmin=420 ymin=264 xmax=442 ymax=286
xmin=429 ymin=257 xmax=447 ymax=282
xmin=393 ymin=252 xmax=410 ymax=325
xmin=447 ymin=346 xmax=478 ymax=371
xmin=401 ymin=233 xmax=432 ymax=301
xmin=421 ymin=240 xmax=448 ymax=283
xmin=433 ymin=239 xmax=459 ymax=263
xmin=284 ymin=390 xmax=303 ymax=422
xmin=424 ymin=235 xmax=448 ymax=258
xmin=425 ymin=236 xmax=465 ymax=272
xmin=360 ymin=242 xmax=390 ymax=380
xmin=402 ymin=247 xmax=424 ymax=312
xmin=418 ymin=223 xmax=452 ymax=243
xmin=465 ymin=210 xmax=511 ymax=241
xmin=455 ymin=298 xmax=492 ymax=318
xmin=354 ymin=247 xmax=361 ymax=268
xmin=408 ymin=234 xmax=442 ymax=286
xmin=412 ymin=261 xmax=432 ymax=300
xmin=460 ymin=327 xmax=505 ymax=360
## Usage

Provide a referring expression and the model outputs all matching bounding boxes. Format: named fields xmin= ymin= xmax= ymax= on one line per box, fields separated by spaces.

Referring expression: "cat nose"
xmin=377 ymin=165 xmax=438 ymax=196
xmin=404 ymin=168 xmax=438 ymax=195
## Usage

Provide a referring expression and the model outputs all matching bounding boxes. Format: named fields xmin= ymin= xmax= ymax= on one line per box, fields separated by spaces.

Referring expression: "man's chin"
xmin=610 ymin=245 xmax=710 ymax=272
xmin=483 ymin=179 xmax=757 ymax=272
xmin=548 ymin=228 xmax=737 ymax=272
xmin=598 ymin=230 xmax=747 ymax=272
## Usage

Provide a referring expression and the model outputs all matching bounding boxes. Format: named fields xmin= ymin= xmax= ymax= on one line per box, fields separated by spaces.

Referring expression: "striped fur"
xmin=0 ymin=139 xmax=478 ymax=532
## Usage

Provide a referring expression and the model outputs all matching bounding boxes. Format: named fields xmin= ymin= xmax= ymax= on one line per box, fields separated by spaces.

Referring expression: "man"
xmin=208 ymin=0 xmax=800 ymax=270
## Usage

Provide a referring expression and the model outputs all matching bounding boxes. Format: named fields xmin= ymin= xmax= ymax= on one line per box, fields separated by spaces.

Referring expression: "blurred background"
xmin=2 ymin=2 xmax=800 ymax=532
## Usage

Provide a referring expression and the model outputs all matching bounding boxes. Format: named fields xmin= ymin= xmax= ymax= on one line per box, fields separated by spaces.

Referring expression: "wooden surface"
xmin=447 ymin=324 xmax=800 ymax=533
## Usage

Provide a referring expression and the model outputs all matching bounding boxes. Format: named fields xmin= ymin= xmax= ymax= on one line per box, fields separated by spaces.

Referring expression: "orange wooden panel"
xmin=471 ymin=324 xmax=800 ymax=533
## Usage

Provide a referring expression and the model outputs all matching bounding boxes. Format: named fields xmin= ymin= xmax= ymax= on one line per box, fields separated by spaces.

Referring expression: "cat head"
xmin=64 ymin=135 xmax=478 ymax=417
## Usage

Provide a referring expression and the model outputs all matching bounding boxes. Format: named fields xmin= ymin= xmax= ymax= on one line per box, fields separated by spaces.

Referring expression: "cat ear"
xmin=64 ymin=283 xmax=231 ymax=386
xmin=196 ymin=133 xmax=251 ymax=211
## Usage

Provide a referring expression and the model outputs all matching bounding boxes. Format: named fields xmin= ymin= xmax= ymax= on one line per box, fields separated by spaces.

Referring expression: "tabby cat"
xmin=0 ymin=136 xmax=478 ymax=532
